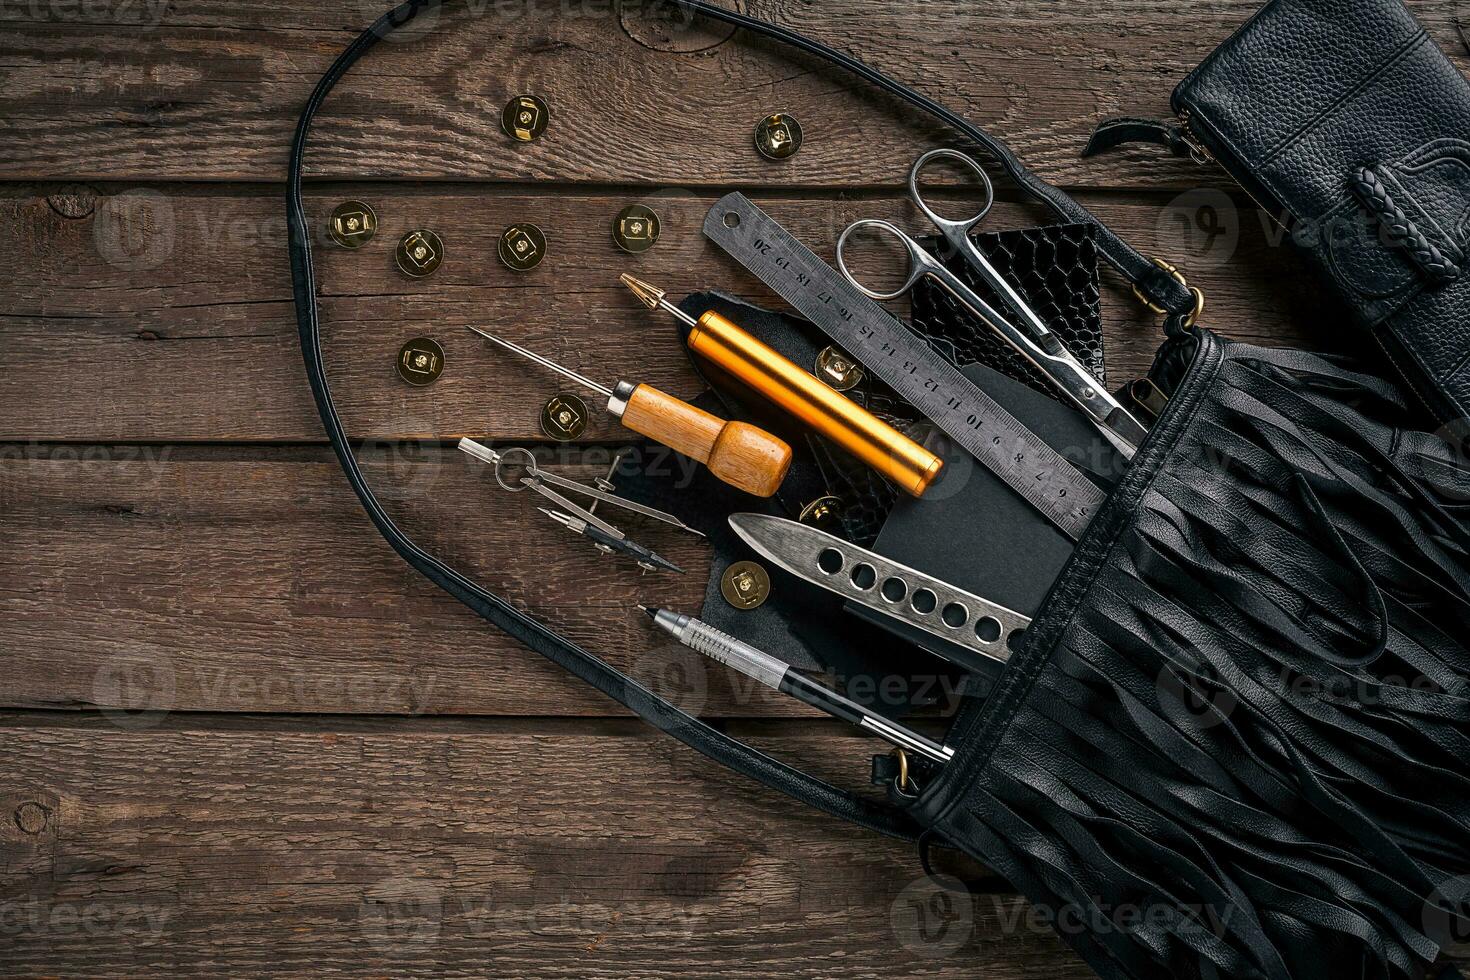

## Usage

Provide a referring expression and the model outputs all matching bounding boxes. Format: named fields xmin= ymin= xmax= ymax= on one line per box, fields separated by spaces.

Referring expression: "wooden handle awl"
xmin=619 ymin=384 xmax=792 ymax=497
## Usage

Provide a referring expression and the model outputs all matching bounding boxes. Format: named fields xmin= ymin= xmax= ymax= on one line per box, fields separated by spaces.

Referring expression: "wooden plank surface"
xmin=3 ymin=0 xmax=1462 ymax=975
xmin=2 ymin=182 xmax=1326 ymax=442
xmin=2 ymin=449 xmax=884 ymax=718
xmin=0 ymin=723 xmax=1087 ymax=978
xmin=0 ymin=0 xmax=1462 ymax=186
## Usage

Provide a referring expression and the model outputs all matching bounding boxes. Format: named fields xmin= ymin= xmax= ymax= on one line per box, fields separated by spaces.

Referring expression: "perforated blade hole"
xmin=881 ymin=577 xmax=907 ymax=603
xmin=976 ymin=616 xmax=1003 ymax=643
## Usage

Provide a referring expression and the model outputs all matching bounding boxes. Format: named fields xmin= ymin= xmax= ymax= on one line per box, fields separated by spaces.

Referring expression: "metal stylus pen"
xmin=639 ymin=605 xmax=954 ymax=764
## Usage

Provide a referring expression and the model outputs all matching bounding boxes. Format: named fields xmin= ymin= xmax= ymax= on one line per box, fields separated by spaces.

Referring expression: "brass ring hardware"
xmin=891 ymin=748 xmax=919 ymax=798
xmin=1132 ymin=257 xmax=1206 ymax=328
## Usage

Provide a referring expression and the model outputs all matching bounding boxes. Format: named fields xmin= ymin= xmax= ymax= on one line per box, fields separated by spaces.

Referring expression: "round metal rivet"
xmin=798 ymin=495 xmax=844 ymax=530
xmin=328 ymin=201 xmax=377 ymax=248
xmin=613 ymin=204 xmax=661 ymax=253
xmin=397 ymin=337 xmax=445 ymax=386
xmin=540 ymin=392 xmax=589 ymax=441
xmin=721 ymin=560 xmax=771 ymax=610
xmin=499 ymin=223 xmax=546 ymax=272
xmin=395 ymin=229 xmax=444 ymax=278
xmin=502 ymin=95 xmax=550 ymax=142
xmin=814 ymin=346 xmax=864 ymax=391
xmin=755 ymin=112 xmax=802 ymax=160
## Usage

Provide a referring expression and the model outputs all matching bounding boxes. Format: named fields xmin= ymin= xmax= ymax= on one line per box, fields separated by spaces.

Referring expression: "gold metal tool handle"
xmin=687 ymin=311 xmax=943 ymax=498
xmin=617 ymin=384 xmax=792 ymax=498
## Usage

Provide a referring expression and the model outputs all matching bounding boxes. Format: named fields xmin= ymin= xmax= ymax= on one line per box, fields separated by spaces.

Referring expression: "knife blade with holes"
xmin=729 ymin=513 xmax=1031 ymax=664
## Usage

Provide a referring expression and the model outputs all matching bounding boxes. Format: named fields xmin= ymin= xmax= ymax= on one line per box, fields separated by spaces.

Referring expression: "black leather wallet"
xmin=1087 ymin=0 xmax=1470 ymax=424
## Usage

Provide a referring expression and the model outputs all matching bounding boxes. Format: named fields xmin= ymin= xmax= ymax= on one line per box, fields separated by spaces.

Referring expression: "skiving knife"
xmin=728 ymin=513 xmax=1031 ymax=664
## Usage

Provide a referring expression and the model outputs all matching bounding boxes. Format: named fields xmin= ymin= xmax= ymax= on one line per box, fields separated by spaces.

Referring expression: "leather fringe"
xmin=939 ymin=340 xmax=1470 ymax=979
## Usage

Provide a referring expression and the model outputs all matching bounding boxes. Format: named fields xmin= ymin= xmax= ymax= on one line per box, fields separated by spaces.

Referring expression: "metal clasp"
xmin=1132 ymin=257 xmax=1206 ymax=328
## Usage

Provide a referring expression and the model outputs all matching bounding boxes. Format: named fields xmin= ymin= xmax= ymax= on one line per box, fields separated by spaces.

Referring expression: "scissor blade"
xmin=1101 ymin=407 xmax=1149 ymax=457
xmin=926 ymin=271 xmax=1145 ymax=457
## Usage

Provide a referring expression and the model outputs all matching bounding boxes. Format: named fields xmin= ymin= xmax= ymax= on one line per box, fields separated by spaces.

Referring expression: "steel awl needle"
xmin=467 ymin=325 xmax=793 ymax=498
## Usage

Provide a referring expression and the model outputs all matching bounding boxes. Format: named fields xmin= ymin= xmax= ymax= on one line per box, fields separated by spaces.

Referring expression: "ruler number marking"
xmin=714 ymin=199 xmax=1100 ymax=539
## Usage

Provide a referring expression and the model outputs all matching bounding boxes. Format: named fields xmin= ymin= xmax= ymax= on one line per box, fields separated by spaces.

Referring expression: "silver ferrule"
xmin=652 ymin=610 xmax=787 ymax=689
xmin=607 ymin=380 xmax=638 ymax=419
xmin=457 ymin=437 xmax=500 ymax=466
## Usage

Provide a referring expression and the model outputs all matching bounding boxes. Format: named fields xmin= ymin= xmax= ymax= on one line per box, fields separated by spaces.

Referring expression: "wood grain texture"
xmin=1 ymin=182 xmax=1334 ymax=442
xmin=0 ymin=725 xmax=1088 ymax=978
xmin=5 ymin=3 xmax=1462 ymax=975
xmin=0 ymin=0 xmax=1460 ymax=185
xmin=2 ymin=450 xmax=910 ymax=718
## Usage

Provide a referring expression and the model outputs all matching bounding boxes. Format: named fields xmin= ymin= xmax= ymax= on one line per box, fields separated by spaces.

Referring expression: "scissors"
xmin=835 ymin=148 xmax=1148 ymax=460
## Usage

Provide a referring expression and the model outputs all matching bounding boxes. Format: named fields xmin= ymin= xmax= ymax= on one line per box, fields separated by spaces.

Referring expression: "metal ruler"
xmin=703 ymin=193 xmax=1104 ymax=540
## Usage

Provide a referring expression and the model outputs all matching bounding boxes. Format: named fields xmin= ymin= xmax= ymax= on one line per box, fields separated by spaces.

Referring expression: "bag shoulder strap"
xmin=285 ymin=0 xmax=1181 ymax=837
xmin=678 ymin=0 xmax=1198 ymax=320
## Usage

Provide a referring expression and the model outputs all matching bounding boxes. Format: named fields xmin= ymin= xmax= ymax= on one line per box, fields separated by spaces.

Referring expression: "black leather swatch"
xmin=911 ymin=222 xmax=1106 ymax=391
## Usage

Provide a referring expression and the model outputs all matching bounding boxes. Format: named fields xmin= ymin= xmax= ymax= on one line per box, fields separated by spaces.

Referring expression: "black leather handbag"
xmin=286 ymin=3 xmax=1470 ymax=977
xmin=1087 ymin=0 xmax=1470 ymax=426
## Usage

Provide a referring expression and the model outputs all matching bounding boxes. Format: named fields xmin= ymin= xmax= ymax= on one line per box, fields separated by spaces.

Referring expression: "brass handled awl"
xmin=621 ymin=275 xmax=943 ymax=498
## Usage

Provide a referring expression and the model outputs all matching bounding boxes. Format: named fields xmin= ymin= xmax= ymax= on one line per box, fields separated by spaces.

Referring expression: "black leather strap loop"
xmin=1081 ymin=117 xmax=1192 ymax=159
xmin=286 ymin=0 xmax=1177 ymax=836
xmin=1351 ymin=165 xmax=1465 ymax=283
xmin=288 ymin=0 xmax=922 ymax=841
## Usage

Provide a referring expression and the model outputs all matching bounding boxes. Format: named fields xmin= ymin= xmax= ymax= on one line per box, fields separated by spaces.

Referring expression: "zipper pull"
xmin=1175 ymin=111 xmax=1216 ymax=166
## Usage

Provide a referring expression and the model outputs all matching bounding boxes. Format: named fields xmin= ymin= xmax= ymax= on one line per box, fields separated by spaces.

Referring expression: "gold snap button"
xmin=397 ymin=337 xmax=445 ymax=386
xmin=798 ymin=495 xmax=844 ymax=531
xmin=499 ymin=223 xmax=546 ymax=272
xmin=814 ymin=346 xmax=864 ymax=391
xmin=721 ymin=560 xmax=772 ymax=610
xmin=755 ymin=112 xmax=802 ymax=161
xmin=540 ymin=393 xmax=589 ymax=441
xmin=613 ymin=205 xmax=661 ymax=253
xmin=328 ymin=200 xmax=377 ymax=248
xmin=502 ymin=95 xmax=549 ymax=142
xmin=395 ymin=229 xmax=443 ymax=278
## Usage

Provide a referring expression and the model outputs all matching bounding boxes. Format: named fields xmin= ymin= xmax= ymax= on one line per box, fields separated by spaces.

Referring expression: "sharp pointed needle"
xmin=467 ymin=325 xmax=613 ymax=399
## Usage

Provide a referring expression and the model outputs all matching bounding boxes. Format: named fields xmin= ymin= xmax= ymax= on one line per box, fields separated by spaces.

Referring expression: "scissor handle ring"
xmin=908 ymin=148 xmax=995 ymax=232
xmin=493 ymin=446 xmax=539 ymax=493
xmin=836 ymin=219 xmax=930 ymax=301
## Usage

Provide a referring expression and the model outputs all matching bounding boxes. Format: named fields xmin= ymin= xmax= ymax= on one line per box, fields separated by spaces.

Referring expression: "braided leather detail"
xmin=1352 ymin=166 xmax=1463 ymax=282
